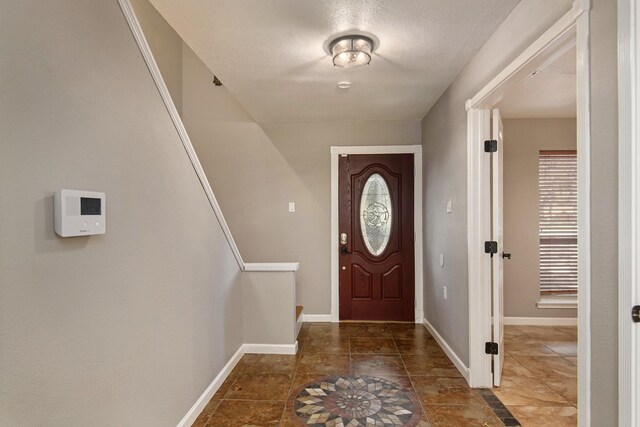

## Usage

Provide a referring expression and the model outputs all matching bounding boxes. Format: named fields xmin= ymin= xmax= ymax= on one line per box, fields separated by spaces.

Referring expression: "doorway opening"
xmin=465 ymin=1 xmax=590 ymax=425
xmin=330 ymin=145 xmax=423 ymax=323
xmin=485 ymin=34 xmax=579 ymax=424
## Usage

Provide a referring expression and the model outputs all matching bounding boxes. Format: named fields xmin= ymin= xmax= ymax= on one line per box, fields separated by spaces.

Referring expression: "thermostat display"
xmin=54 ymin=189 xmax=106 ymax=237
xmin=81 ymin=197 xmax=101 ymax=215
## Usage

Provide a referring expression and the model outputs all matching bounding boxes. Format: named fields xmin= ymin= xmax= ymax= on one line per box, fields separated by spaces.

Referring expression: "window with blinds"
xmin=539 ymin=151 xmax=578 ymax=296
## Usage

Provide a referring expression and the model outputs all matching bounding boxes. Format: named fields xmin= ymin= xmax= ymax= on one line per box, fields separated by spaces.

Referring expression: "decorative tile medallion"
xmin=287 ymin=375 xmax=422 ymax=426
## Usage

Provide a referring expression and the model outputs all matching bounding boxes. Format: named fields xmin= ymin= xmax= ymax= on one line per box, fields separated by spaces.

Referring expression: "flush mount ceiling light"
xmin=329 ymin=35 xmax=374 ymax=68
xmin=337 ymin=81 xmax=352 ymax=89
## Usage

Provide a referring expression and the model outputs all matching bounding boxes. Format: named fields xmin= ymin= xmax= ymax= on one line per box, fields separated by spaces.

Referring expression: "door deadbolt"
xmin=340 ymin=246 xmax=348 ymax=255
xmin=340 ymin=233 xmax=347 ymax=244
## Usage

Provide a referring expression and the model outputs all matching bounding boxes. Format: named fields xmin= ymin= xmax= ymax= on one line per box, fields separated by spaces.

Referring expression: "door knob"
xmin=502 ymin=252 xmax=511 ymax=259
xmin=633 ymin=305 xmax=640 ymax=323
xmin=340 ymin=246 xmax=349 ymax=255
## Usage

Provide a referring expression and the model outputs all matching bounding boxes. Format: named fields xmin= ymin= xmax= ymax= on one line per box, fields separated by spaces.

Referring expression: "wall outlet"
xmin=443 ymin=286 xmax=447 ymax=300
xmin=288 ymin=202 xmax=295 ymax=213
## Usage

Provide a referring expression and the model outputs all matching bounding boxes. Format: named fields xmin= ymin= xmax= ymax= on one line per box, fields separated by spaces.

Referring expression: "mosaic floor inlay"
xmin=287 ymin=375 xmax=422 ymax=426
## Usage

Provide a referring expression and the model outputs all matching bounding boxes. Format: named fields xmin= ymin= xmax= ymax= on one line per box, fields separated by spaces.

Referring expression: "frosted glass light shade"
xmin=330 ymin=36 xmax=373 ymax=68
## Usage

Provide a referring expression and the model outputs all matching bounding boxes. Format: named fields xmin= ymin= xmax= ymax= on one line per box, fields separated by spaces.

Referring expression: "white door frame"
xmin=618 ymin=0 xmax=638 ymax=424
xmin=330 ymin=145 xmax=423 ymax=323
xmin=465 ymin=0 xmax=591 ymax=425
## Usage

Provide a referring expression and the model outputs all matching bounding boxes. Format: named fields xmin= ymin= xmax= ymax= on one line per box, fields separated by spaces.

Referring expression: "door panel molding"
xmin=330 ymin=145 xmax=423 ymax=323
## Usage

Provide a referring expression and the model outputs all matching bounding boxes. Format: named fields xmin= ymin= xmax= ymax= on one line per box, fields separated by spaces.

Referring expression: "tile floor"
xmin=496 ymin=325 xmax=578 ymax=427
xmin=193 ymin=322 xmax=509 ymax=426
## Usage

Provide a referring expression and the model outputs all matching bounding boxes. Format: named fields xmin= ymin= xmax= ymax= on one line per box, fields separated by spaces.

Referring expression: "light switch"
xmin=288 ymin=202 xmax=295 ymax=213
xmin=440 ymin=253 xmax=444 ymax=268
xmin=446 ymin=199 xmax=452 ymax=213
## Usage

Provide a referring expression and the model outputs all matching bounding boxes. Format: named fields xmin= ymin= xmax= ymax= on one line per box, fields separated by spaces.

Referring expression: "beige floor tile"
xmin=493 ymin=375 xmax=569 ymax=406
xmin=507 ymin=405 xmax=578 ymax=427
xmin=516 ymin=325 xmax=575 ymax=341
xmin=411 ymin=376 xmax=485 ymax=406
xmin=424 ymin=404 xmax=503 ymax=427
xmin=546 ymin=378 xmax=578 ymax=406
xmin=504 ymin=338 xmax=557 ymax=357
xmin=553 ymin=326 xmax=578 ymax=338
xmin=514 ymin=355 xmax=577 ymax=379
xmin=544 ymin=340 xmax=578 ymax=357
xmin=501 ymin=356 xmax=536 ymax=379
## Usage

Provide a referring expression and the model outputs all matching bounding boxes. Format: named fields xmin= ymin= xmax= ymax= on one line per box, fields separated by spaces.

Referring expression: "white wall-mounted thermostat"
xmin=54 ymin=189 xmax=106 ymax=237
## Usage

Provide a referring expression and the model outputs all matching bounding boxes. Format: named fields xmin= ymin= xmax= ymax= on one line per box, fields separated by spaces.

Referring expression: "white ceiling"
xmin=148 ymin=0 xmax=520 ymax=123
xmin=497 ymin=45 xmax=576 ymax=119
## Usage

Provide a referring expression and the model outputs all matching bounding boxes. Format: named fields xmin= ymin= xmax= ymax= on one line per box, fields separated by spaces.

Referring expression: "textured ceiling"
xmin=149 ymin=0 xmax=520 ymax=123
xmin=498 ymin=46 xmax=576 ymax=119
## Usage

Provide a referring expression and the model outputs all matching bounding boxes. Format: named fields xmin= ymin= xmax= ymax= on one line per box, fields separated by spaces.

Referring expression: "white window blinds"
xmin=539 ymin=151 xmax=578 ymax=295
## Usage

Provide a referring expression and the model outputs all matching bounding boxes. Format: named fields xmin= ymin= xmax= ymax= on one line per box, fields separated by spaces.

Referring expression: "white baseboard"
xmin=176 ymin=345 xmax=244 ymax=427
xmin=301 ymin=314 xmax=332 ymax=322
xmin=243 ymin=342 xmax=298 ymax=355
xmin=504 ymin=316 xmax=578 ymax=326
xmin=296 ymin=319 xmax=303 ymax=338
xmin=422 ymin=318 xmax=470 ymax=383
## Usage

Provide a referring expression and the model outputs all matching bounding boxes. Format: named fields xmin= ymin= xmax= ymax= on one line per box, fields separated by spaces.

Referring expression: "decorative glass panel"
xmin=360 ymin=173 xmax=392 ymax=256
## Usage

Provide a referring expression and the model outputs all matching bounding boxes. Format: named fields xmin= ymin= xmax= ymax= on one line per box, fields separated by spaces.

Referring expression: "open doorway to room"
xmin=465 ymin=1 xmax=590 ymax=425
xmin=487 ymin=40 xmax=579 ymax=425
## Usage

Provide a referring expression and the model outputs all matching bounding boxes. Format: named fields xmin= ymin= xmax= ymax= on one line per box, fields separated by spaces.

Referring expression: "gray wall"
xmin=181 ymin=39 xmax=421 ymax=316
xmin=0 ymin=1 xmax=243 ymax=425
xmin=130 ymin=0 xmax=183 ymax=115
xmin=502 ymin=119 xmax=578 ymax=319
xmin=132 ymin=1 xmax=422 ymax=315
xmin=421 ymin=0 xmax=575 ymax=366
xmin=421 ymin=0 xmax=619 ymax=421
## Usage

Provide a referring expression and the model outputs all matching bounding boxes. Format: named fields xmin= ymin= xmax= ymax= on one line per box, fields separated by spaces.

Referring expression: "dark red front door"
xmin=338 ymin=154 xmax=415 ymax=321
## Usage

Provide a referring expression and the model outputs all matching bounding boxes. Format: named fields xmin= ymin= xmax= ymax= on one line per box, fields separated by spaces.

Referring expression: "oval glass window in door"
xmin=360 ymin=173 xmax=392 ymax=256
